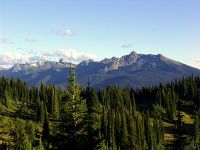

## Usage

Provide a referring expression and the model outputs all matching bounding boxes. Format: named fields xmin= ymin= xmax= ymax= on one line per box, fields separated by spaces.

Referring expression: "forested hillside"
xmin=0 ymin=69 xmax=200 ymax=149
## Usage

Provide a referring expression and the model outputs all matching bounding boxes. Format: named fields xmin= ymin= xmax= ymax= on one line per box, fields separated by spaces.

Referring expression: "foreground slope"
xmin=0 ymin=76 xmax=200 ymax=149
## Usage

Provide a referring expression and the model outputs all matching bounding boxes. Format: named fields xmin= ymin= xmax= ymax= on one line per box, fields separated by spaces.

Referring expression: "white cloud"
xmin=0 ymin=37 xmax=14 ymax=44
xmin=28 ymin=56 xmax=45 ymax=62
xmin=55 ymin=28 xmax=74 ymax=36
xmin=0 ymin=49 xmax=97 ymax=68
xmin=121 ymin=43 xmax=132 ymax=48
xmin=42 ymin=49 xmax=97 ymax=63
xmin=0 ymin=52 xmax=28 ymax=67
xmin=25 ymin=38 xmax=36 ymax=42
xmin=0 ymin=51 xmax=45 ymax=68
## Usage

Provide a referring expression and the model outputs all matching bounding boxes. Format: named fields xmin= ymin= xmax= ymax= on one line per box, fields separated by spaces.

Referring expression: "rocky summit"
xmin=0 ymin=51 xmax=200 ymax=88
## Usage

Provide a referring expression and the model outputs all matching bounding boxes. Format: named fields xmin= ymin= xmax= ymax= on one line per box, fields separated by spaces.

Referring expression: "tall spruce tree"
xmin=60 ymin=63 xmax=87 ymax=148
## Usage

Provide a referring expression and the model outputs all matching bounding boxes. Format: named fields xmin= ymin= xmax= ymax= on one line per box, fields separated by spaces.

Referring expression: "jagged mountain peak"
xmin=129 ymin=50 xmax=138 ymax=56
xmin=9 ymin=51 xmax=180 ymax=72
xmin=121 ymin=50 xmax=140 ymax=64
xmin=1 ymin=51 xmax=199 ymax=88
xmin=79 ymin=59 xmax=94 ymax=66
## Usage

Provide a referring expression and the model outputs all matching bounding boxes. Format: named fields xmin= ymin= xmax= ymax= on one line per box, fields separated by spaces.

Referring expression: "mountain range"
xmin=0 ymin=51 xmax=200 ymax=88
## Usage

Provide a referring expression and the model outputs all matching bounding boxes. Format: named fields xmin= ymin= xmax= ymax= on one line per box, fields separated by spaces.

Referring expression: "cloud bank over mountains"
xmin=0 ymin=49 xmax=97 ymax=68
xmin=0 ymin=49 xmax=199 ymax=70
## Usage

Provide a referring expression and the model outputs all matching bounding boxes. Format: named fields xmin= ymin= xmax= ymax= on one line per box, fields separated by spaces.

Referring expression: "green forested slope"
xmin=0 ymin=74 xmax=200 ymax=149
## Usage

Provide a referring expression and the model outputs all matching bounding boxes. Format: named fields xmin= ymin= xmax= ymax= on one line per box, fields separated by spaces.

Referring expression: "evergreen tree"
xmin=120 ymin=110 xmax=128 ymax=149
xmin=0 ymin=75 xmax=199 ymax=149
xmin=36 ymin=138 xmax=45 ymax=150
xmin=60 ymin=64 xmax=88 ymax=148
xmin=15 ymin=120 xmax=32 ymax=150
xmin=194 ymin=88 xmax=200 ymax=110
xmin=42 ymin=104 xmax=50 ymax=149
xmin=174 ymin=100 xmax=185 ymax=150
xmin=3 ymin=88 xmax=11 ymax=107
xmin=26 ymin=121 xmax=35 ymax=147
xmin=52 ymin=86 xmax=59 ymax=119
xmin=37 ymin=100 xmax=45 ymax=123
xmin=193 ymin=109 xmax=200 ymax=149
xmin=85 ymin=87 xmax=102 ymax=149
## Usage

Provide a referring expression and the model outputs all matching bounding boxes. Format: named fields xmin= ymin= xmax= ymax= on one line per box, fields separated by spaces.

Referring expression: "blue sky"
xmin=0 ymin=0 xmax=200 ymax=68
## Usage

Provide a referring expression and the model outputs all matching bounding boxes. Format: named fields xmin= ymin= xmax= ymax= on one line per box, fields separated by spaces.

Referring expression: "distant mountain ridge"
xmin=0 ymin=51 xmax=200 ymax=88
xmin=10 ymin=59 xmax=71 ymax=72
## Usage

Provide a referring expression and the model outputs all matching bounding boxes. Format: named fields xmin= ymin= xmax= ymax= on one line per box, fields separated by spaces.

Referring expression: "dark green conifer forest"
xmin=0 ymin=68 xmax=200 ymax=149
